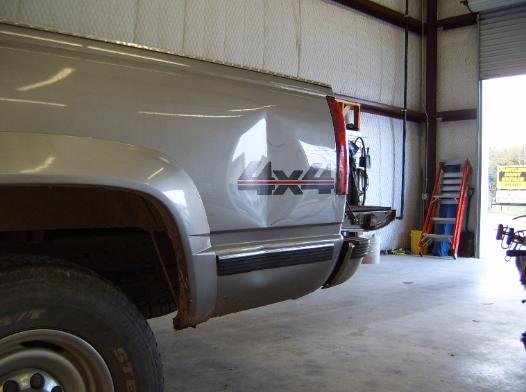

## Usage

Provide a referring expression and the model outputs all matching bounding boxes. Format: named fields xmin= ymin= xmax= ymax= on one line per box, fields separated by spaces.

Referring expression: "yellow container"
xmin=410 ymin=230 xmax=422 ymax=255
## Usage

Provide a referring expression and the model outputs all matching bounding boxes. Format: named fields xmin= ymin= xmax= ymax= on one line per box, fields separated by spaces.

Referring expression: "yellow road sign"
xmin=497 ymin=166 xmax=526 ymax=189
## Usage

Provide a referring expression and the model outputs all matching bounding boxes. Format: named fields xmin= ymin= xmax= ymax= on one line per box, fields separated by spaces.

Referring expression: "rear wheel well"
xmin=0 ymin=185 xmax=184 ymax=319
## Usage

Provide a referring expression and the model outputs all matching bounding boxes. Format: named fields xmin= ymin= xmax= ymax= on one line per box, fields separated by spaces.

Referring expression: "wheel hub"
xmin=1 ymin=369 xmax=63 ymax=392
xmin=0 ymin=329 xmax=114 ymax=392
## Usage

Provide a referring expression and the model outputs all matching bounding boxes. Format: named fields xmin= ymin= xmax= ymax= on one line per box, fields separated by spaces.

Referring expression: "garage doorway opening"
xmin=480 ymin=74 xmax=526 ymax=261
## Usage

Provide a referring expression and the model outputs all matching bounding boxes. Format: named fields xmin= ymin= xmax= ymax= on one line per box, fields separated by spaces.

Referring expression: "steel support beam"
xmin=332 ymin=0 xmax=423 ymax=34
xmin=437 ymin=108 xmax=478 ymax=122
xmin=336 ymin=95 xmax=426 ymax=123
xmin=437 ymin=13 xmax=478 ymax=30
xmin=425 ymin=0 xmax=438 ymax=203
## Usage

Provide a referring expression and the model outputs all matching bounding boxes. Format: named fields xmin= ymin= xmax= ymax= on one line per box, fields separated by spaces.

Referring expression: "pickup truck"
xmin=0 ymin=24 xmax=370 ymax=391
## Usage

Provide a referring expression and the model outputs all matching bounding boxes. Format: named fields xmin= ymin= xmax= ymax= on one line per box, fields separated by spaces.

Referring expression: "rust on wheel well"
xmin=0 ymin=184 xmax=186 ymax=319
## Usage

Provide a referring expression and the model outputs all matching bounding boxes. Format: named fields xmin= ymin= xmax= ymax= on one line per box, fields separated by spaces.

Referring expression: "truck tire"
xmin=0 ymin=256 xmax=164 ymax=392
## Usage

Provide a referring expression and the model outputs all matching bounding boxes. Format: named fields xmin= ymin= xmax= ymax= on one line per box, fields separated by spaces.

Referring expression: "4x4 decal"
xmin=237 ymin=162 xmax=334 ymax=195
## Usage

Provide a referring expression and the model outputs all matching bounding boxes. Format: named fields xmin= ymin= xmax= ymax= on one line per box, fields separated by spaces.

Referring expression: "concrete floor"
xmin=149 ymin=256 xmax=526 ymax=392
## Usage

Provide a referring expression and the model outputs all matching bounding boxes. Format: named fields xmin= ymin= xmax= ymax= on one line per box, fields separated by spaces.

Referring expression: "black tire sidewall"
xmin=0 ymin=264 xmax=162 ymax=392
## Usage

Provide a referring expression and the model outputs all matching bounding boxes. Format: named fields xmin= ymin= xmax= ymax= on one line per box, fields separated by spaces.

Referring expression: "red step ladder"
xmin=419 ymin=160 xmax=472 ymax=259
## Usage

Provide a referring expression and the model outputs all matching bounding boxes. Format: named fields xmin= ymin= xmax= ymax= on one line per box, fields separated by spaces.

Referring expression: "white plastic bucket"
xmin=362 ymin=234 xmax=381 ymax=264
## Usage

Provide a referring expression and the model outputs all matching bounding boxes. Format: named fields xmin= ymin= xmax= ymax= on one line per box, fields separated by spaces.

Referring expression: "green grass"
xmin=488 ymin=205 xmax=526 ymax=216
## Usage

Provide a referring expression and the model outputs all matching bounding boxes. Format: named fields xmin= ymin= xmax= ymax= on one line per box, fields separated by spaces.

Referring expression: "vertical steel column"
xmin=397 ymin=0 xmax=410 ymax=219
xmin=425 ymin=0 xmax=438 ymax=210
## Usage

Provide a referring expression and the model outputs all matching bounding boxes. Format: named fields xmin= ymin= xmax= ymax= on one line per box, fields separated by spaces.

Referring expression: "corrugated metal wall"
xmin=0 ymin=0 xmax=425 ymax=248
xmin=0 ymin=0 xmax=423 ymax=108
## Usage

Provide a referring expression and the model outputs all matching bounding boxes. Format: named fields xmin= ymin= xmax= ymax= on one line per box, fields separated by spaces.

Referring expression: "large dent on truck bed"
xmin=0 ymin=131 xmax=217 ymax=327
xmin=0 ymin=24 xmax=341 ymax=235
